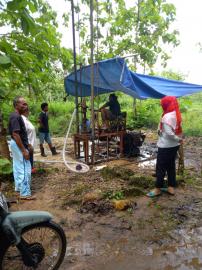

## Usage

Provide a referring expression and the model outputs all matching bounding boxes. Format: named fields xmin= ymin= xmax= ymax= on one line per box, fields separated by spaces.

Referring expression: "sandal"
xmin=160 ymin=187 xmax=175 ymax=195
xmin=19 ymin=195 xmax=36 ymax=201
xmin=146 ymin=190 xmax=161 ymax=198
xmin=31 ymin=168 xmax=37 ymax=174
xmin=167 ymin=187 xmax=175 ymax=195
xmin=160 ymin=187 xmax=168 ymax=192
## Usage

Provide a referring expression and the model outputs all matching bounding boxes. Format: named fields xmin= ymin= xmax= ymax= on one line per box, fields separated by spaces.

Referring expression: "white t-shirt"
xmin=21 ymin=115 xmax=37 ymax=148
xmin=157 ymin=111 xmax=181 ymax=148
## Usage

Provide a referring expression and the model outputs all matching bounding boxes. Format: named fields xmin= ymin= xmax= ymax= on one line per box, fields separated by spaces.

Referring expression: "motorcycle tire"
xmin=0 ymin=221 xmax=66 ymax=270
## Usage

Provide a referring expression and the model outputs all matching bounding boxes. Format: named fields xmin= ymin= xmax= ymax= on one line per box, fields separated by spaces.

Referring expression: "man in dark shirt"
xmin=8 ymin=96 xmax=35 ymax=200
xmin=99 ymin=94 xmax=121 ymax=129
xmin=38 ymin=102 xmax=58 ymax=157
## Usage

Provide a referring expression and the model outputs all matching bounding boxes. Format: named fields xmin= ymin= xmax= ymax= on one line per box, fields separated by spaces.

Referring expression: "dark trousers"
xmin=155 ymin=146 xmax=179 ymax=188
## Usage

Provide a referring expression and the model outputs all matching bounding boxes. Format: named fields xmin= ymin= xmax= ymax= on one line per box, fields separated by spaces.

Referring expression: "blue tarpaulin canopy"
xmin=64 ymin=57 xmax=202 ymax=99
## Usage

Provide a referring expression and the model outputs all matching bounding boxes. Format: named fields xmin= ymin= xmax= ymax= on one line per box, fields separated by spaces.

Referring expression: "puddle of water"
xmin=94 ymin=165 xmax=107 ymax=171
xmin=94 ymin=226 xmax=202 ymax=270
xmin=137 ymin=150 xmax=156 ymax=168
xmin=66 ymin=241 xmax=97 ymax=256
xmin=138 ymin=159 xmax=156 ymax=168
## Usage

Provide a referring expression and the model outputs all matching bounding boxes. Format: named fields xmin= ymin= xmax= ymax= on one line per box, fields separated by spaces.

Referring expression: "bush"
xmin=2 ymin=92 xmax=202 ymax=138
xmin=48 ymin=101 xmax=75 ymax=136
xmin=0 ymin=158 xmax=12 ymax=175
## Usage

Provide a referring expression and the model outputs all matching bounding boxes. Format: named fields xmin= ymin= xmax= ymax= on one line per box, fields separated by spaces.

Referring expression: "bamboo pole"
xmin=90 ymin=0 xmax=95 ymax=163
xmin=70 ymin=0 xmax=79 ymax=133
xmin=133 ymin=0 xmax=141 ymax=118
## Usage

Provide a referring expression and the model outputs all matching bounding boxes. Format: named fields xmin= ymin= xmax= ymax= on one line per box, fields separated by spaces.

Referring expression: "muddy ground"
xmin=4 ymin=132 xmax=202 ymax=270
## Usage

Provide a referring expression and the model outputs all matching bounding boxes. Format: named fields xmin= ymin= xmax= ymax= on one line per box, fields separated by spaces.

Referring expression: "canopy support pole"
xmin=90 ymin=0 xmax=95 ymax=164
xmin=71 ymin=0 xmax=79 ymax=133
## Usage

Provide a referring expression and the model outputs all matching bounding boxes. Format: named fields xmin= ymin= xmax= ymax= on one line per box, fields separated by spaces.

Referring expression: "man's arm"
xmin=38 ymin=113 xmax=44 ymax=128
xmin=12 ymin=131 xmax=29 ymax=160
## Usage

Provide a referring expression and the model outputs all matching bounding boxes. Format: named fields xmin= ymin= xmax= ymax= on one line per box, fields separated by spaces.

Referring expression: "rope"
xmin=62 ymin=109 xmax=90 ymax=173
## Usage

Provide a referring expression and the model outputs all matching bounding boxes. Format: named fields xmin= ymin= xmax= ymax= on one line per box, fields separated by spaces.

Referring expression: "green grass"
xmin=181 ymin=93 xmax=202 ymax=136
xmin=2 ymin=92 xmax=202 ymax=137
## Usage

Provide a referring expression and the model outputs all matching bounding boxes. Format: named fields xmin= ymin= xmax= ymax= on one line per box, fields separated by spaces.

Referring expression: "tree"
xmin=71 ymin=0 xmax=179 ymax=71
xmin=67 ymin=0 xmax=179 ymax=117
xmin=159 ymin=70 xmax=186 ymax=81
xmin=0 ymin=0 xmax=73 ymax=159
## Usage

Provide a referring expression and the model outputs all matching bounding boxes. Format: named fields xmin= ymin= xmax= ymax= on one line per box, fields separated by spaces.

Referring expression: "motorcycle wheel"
xmin=0 ymin=221 xmax=66 ymax=270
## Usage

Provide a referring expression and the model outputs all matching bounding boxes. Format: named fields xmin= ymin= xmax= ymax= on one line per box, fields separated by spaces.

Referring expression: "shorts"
xmin=104 ymin=109 xmax=117 ymax=120
xmin=38 ymin=132 xmax=52 ymax=144
xmin=108 ymin=111 xmax=117 ymax=121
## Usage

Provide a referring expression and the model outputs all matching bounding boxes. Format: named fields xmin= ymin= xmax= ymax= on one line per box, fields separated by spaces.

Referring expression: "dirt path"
xmin=7 ymin=135 xmax=202 ymax=270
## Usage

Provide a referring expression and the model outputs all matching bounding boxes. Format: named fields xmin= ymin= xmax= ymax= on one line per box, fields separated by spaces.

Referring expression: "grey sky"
xmin=162 ymin=0 xmax=202 ymax=84
xmin=48 ymin=0 xmax=202 ymax=84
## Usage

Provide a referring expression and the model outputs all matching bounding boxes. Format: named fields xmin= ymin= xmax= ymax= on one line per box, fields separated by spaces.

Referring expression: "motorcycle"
xmin=0 ymin=191 xmax=66 ymax=269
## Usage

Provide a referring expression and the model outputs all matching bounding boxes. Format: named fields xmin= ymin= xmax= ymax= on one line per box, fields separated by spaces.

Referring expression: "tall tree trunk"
xmin=0 ymin=110 xmax=10 ymax=160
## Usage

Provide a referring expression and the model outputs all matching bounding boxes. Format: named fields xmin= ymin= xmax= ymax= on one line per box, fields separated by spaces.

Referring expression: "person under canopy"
xmin=99 ymin=94 xmax=121 ymax=129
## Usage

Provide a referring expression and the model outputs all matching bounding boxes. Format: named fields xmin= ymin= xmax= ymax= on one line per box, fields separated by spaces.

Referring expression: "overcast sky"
xmin=47 ymin=0 xmax=202 ymax=84
xmin=163 ymin=0 xmax=202 ymax=84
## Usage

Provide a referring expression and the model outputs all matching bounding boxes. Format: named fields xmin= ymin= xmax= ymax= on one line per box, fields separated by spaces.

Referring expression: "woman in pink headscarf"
xmin=147 ymin=96 xmax=183 ymax=197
